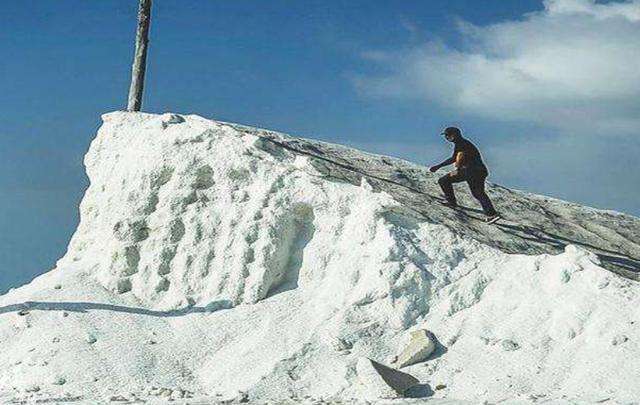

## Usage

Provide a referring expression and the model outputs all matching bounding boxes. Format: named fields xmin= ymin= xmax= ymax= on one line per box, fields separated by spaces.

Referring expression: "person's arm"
xmin=430 ymin=150 xmax=457 ymax=172
xmin=439 ymin=150 xmax=457 ymax=167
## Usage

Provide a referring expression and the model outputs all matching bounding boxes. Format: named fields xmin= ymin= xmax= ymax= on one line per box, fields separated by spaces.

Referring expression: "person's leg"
xmin=438 ymin=172 xmax=466 ymax=205
xmin=467 ymin=172 xmax=497 ymax=216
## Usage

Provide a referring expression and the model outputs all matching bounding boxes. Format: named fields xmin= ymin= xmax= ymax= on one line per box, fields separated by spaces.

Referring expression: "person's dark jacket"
xmin=436 ymin=137 xmax=488 ymax=175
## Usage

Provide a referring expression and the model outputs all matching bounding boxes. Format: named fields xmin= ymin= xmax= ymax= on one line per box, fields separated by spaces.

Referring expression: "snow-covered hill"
xmin=1 ymin=112 xmax=638 ymax=404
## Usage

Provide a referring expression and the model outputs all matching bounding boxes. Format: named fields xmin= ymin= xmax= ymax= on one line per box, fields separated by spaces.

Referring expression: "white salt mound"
xmin=0 ymin=111 xmax=638 ymax=404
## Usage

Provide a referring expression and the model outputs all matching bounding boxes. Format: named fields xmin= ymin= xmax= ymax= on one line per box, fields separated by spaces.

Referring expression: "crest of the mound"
xmin=55 ymin=111 xmax=640 ymax=316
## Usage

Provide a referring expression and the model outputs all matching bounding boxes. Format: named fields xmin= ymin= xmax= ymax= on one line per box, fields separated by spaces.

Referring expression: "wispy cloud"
xmin=353 ymin=0 xmax=640 ymax=135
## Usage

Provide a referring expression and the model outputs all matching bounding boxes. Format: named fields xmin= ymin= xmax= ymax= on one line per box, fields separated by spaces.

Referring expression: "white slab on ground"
xmin=356 ymin=357 xmax=420 ymax=399
xmin=395 ymin=329 xmax=437 ymax=368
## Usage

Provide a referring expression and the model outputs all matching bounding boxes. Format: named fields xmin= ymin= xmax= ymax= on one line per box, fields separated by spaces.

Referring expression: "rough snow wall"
xmin=56 ymin=110 xmax=640 ymax=314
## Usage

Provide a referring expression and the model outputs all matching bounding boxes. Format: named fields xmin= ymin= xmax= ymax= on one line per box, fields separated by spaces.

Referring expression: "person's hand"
xmin=429 ymin=165 xmax=440 ymax=173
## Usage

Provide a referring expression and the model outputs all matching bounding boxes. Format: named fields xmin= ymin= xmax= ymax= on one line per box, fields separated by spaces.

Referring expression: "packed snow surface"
xmin=1 ymin=112 xmax=639 ymax=404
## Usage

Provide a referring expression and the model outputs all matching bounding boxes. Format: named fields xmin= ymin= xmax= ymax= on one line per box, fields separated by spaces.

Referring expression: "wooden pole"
xmin=127 ymin=0 xmax=152 ymax=112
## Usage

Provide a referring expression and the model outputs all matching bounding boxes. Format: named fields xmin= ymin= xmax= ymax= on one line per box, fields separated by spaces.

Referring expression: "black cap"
xmin=441 ymin=127 xmax=462 ymax=137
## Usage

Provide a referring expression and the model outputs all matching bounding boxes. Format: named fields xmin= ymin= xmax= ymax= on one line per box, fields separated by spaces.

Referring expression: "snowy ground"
xmin=0 ymin=112 xmax=638 ymax=404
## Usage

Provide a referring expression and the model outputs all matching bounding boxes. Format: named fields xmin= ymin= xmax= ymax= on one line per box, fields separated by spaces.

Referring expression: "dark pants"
xmin=438 ymin=169 xmax=497 ymax=216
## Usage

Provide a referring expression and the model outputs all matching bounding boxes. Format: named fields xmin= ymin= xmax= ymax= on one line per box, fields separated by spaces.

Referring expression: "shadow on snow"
xmin=0 ymin=299 xmax=233 ymax=317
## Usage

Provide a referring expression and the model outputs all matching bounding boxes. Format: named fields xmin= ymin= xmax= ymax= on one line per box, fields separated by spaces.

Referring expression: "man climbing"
xmin=429 ymin=127 xmax=501 ymax=224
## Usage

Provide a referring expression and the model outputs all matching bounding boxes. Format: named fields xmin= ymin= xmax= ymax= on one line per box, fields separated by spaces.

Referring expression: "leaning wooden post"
xmin=127 ymin=0 xmax=152 ymax=112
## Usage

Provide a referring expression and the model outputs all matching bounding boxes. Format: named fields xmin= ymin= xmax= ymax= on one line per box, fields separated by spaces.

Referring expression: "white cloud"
xmin=544 ymin=0 xmax=640 ymax=20
xmin=354 ymin=0 xmax=640 ymax=134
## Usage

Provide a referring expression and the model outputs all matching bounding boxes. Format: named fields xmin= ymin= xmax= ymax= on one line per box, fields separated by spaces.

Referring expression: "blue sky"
xmin=1 ymin=0 xmax=639 ymax=293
